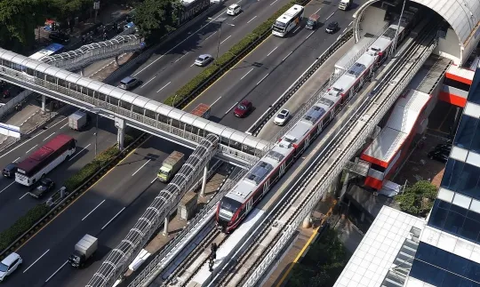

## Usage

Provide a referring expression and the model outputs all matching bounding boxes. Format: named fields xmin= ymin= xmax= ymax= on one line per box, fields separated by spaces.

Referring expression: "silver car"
xmin=0 ymin=253 xmax=22 ymax=281
xmin=195 ymin=54 xmax=213 ymax=67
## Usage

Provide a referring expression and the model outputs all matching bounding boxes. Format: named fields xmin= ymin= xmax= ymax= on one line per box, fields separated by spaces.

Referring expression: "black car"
xmin=427 ymin=149 xmax=449 ymax=163
xmin=2 ymin=163 xmax=17 ymax=178
xmin=325 ymin=21 xmax=339 ymax=34
xmin=29 ymin=178 xmax=55 ymax=199
xmin=433 ymin=143 xmax=452 ymax=153
xmin=49 ymin=32 xmax=70 ymax=44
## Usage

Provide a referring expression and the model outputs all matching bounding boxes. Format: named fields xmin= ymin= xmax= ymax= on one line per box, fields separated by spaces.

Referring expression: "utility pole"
xmin=390 ymin=0 xmax=407 ymax=57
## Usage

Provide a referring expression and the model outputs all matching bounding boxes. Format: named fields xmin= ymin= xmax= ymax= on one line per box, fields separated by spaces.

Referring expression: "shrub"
xmin=0 ymin=204 xmax=49 ymax=250
xmin=395 ymin=180 xmax=438 ymax=217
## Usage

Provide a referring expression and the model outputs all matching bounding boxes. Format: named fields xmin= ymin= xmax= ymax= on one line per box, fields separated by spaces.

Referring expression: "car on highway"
xmin=2 ymin=163 xmax=17 ymax=178
xmin=227 ymin=4 xmax=241 ymax=16
xmin=194 ymin=54 xmax=214 ymax=67
xmin=234 ymin=100 xmax=253 ymax=118
xmin=0 ymin=252 xmax=22 ymax=281
xmin=325 ymin=21 xmax=339 ymax=34
xmin=274 ymin=109 xmax=290 ymax=126
xmin=118 ymin=76 xmax=140 ymax=90
xmin=29 ymin=178 xmax=55 ymax=199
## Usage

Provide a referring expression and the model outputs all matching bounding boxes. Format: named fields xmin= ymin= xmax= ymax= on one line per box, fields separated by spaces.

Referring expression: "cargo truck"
xmin=191 ymin=103 xmax=211 ymax=119
xmin=68 ymin=234 xmax=98 ymax=268
xmin=68 ymin=110 xmax=89 ymax=131
xmin=305 ymin=14 xmax=320 ymax=30
xmin=338 ymin=0 xmax=352 ymax=10
xmin=158 ymin=151 xmax=185 ymax=182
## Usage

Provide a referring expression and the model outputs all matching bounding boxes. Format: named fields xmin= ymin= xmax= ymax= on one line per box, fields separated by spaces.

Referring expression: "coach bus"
xmin=272 ymin=4 xmax=304 ymax=37
xmin=15 ymin=134 xmax=76 ymax=186
xmin=29 ymin=43 xmax=65 ymax=61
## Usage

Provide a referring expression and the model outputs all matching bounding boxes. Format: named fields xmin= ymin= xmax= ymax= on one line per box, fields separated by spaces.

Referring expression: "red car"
xmin=234 ymin=100 xmax=253 ymax=118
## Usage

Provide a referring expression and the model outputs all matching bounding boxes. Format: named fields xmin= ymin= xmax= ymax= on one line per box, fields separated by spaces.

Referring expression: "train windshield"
xmin=220 ymin=197 xmax=241 ymax=218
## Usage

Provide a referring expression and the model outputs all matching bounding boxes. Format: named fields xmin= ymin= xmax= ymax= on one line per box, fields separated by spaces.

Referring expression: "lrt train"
xmin=216 ymin=20 xmax=415 ymax=233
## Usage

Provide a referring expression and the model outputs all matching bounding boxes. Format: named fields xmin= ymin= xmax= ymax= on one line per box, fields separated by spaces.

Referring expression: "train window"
xmin=220 ymin=197 xmax=242 ymax=214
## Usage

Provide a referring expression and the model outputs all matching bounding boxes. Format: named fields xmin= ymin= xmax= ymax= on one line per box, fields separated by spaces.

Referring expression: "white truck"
xmin=68 ymin=234 xmax=98 ymax=268
xmin=157 ymin=151 xmax=185 ymax=182
xmin=338 ymin=0 xmax=352 ymax=10
xmin=68 ymin=110 xmax=89 ymax=131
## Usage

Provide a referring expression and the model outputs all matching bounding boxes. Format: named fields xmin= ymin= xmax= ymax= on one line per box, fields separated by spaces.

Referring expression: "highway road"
xmin=185 ymin=0 xmax=364 ymax=130
xmin=129 ymin=0 xmax=292 ymax=100
xmin=0 ymin=107 xmax=117 ymax=233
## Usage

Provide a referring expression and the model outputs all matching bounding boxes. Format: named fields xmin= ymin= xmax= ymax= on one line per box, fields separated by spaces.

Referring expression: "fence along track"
xmin=238 ymin=22 xmax=438 ymax=287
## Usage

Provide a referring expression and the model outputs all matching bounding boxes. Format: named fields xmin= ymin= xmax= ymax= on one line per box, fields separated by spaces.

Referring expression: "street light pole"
xmin=216 ymin=22 xmax=223 ymax=61
xmin=95 ymin=112 xmax=98 ymax=156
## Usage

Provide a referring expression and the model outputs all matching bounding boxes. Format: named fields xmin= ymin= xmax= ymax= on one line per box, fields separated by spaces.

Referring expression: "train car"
xmin=367 ymin=24 xmax=406 ymax=65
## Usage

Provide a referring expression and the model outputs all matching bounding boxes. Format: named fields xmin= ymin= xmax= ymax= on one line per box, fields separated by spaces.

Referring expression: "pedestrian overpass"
xmin=0 ymin=47 xmax=271 ymax=168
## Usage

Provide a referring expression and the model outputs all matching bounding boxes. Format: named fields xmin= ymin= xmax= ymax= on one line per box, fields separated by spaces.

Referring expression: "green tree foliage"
xmin=395 ymin=180 xmax=437 ymax=217
xmin=49 ymin=0 xmax=94 ymax=23
xmin=135 ymin=0 xmax=181 ymax=42
xmin=288 ymin=228 xmax=350 ymax=287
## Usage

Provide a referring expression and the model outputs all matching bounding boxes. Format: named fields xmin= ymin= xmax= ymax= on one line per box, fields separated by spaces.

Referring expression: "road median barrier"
xmin=165 ymin=0 xmax=309 ymax=109
xmin=246 ymin=28 xmax=354 ymax=136
xmin=0 ymin=132 xmax=149 ymax=259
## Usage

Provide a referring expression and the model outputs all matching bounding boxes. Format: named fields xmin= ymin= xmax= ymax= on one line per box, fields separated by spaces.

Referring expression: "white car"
xmin=227 ymin=4 xmax=241 ymax=16
xmin=274 ymin=109 xmax=290 ymax=126
xmin=0 ymin=253 xmax=22 ymax=281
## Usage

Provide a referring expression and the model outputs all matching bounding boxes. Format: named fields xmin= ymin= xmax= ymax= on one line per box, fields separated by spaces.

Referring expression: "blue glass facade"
xmin=454 ymin=115 xmax=480 ymax=154
xmin=441 ymin=159 xmax=480 ymax=200
xmin=410 ymin=242 xmax=480 ymax=287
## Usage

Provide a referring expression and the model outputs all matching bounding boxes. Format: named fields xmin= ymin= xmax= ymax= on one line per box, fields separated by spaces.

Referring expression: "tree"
xmin=395 ymin=180 xmax=437 ymax=217
xmin=135 ymin=0 xmax=181 ymax=43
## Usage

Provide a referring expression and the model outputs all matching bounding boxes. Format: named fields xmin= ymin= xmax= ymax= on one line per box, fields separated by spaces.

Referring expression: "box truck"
xmin=68 ymin=234 xmax=98 ymax=268
xmin=190 ymin=103 xmax=211 ymax=119
xmin=338 ymin=0 xmax=352 ymax=10
xmin=68 ymin=110 xmax=89 ymax=130
xmin=158 ymin=151 xmax=185 ymax=182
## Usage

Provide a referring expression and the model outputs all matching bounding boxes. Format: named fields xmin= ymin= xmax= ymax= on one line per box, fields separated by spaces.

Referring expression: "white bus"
xmin=272 ymin=4 xmax=304 ymax=37
xmin=29 ymin=43 xmax=64 ymax=61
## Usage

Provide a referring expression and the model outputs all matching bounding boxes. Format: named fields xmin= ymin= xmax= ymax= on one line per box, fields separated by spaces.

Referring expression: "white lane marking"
xmin=0 ymin=129 xmax=46 ymax=159
xmin=204 ymin=31 xmax=218 ymax=41
xmin=19 ymin=193 xmax=29 ymax=200
xmin=42 ymin=132 xmax=55 ymax=142
xmin=81 ymin=199 xmax=106 ymax=221
xmin=13 ymin=157 xmax=20 ymax=163
xmin=133 ymin=12 xmax=227 ymax=76
xmin=151 ymin=177 xmax=157 ymax=183
xmin=156 ymin=82 xmax=171 ymax=93
xmin=49 ymin=117 xmax=68 ymax=129
xmin=0 ymin=182 xmax=15 ymax=194
xmin=348 ymin=21 xmax=353 ymax=26
xmin=293 ymin=26 xmax=300 ymax=34
xmin=306 ymin=31 xmax=315 ymax=40
xmin=240 ymin=68 xmax=254 ymax=80
xmin=220 ymin=35 xmax=232 ymax=45
xmin=101 ymin=207 xmax=126 ymax=230
xmin=247 ymin=16 xmax=257 ymax=24
xmin=68 ymin=143 xmax=91 ymax=162
xmin=174 ymin=52 xmax=189 ymax=63
xmin=23 ymin=249 xmax=50 ymax=273
xmin=326 ymin=12 xmax=335 ymax=21
xmin=45 ymin=260 xmax=68 ymax=283
xmin=266 ymin=46 xmax=278 ymax=57
xmin=60 ymin=122 xmax=68 ymax=129
xmin=282 ymin=51 xmax=293 ymax=62
xmin=132 ymin=159 xmax=152 ymax=177
xmin=337 ymin=35 xmax=342 ymax=40
xmin=343 ymin=27 xmax=348 ymax=33
xmin=211 ymin=96 xmax=222 ymax=108
xmin=256 ymin=73 xmax=270 ymax=86
xmin=140 ymin=76 xmax=156 ymax=88
xmin=315 ymin=7 xmax=322 ymax=14
xmin=26 ymin=144 xmax=38 ymax=154
xmin=225 ymin=102 xmax=239 ymax=115
xmin=232 ymin=15 xmax=240 ymax=21
xmin=270 ymin=0 xmax=278 ymax=5
xmin=190 ymin=63 xmax=196 ymax=67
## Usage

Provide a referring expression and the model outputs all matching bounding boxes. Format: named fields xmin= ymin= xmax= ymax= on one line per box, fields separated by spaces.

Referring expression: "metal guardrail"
xmin=245 ymin=28 xmax=354 ymax=136
xmin=0 ymin=133 xmax=149 ymax=259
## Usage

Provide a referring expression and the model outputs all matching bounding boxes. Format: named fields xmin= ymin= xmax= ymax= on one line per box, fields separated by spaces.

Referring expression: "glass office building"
xmin=405 ymin=65 xmax=480 ymax=286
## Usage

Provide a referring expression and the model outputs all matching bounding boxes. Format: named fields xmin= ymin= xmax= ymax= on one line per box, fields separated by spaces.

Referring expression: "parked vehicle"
xmin=194 ymin=54 xmax=213 ymax=67
xmin=234 ymin=100 xmax=253 ymax=118
xmin=0 ymin=253 xmax=22 ymax=281
xmin=2 ymin=163 xmax=17 ymax=178
xmin=338 ymin=0 xmax=353 ymax=10
xmin=68 ymin=110 xmax=89 ymax=131
xmin=68 ymin=234 xmax=98 ymax=268
xmin=427 ymin=149 xmax=449 ymax=163
xmin=227 ymin=4 xmax=241 ymax=16
xmin=190 ymin=103 xmax=211 ymax=119
xmin=325 ymin=21 xmax=339 ymax=34
xmin=28 ymin=178 xmax=55 ymax=199
xmin=274 ymin=109 xmax=290 ymax=126
xmin=158 ymin=151 xmax=185 ymax=182
xmin=49 ymin=31 xmax=70 ymax=44
xmin=118 ymin=76 xmax=139 ymax=90
xmin=305 ymin=13 xmax=320 ymax=30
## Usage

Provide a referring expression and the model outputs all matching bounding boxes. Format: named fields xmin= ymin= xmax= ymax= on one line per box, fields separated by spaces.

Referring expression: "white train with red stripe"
xmin=216 ymin=23 xmax=410 ymax=233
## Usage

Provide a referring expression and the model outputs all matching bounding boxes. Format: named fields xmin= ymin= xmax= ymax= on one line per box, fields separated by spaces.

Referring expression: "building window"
xmin=442 ymin=159 xmax=480 ymax=200
xmin=467 ymin=70 xmax=480 ymax=104
xmin=454 ymin=115 xmax=480 ymax=152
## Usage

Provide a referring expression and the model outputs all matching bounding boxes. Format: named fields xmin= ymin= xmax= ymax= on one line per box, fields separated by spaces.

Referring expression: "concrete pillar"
xmin=200 ymin=165 xmax=208 ymax=197
xmin=41 ymin=95 xmax=46 ymax=113
xmin=163 ymin=217 xmax=168 ymax=236
xmin=302 ymin=215 xmax=312 ymax=228
xmin=115 ymin=117 xmax=126 ymax=150
xmin=115 ymin=56 xmax=119 ymax=66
